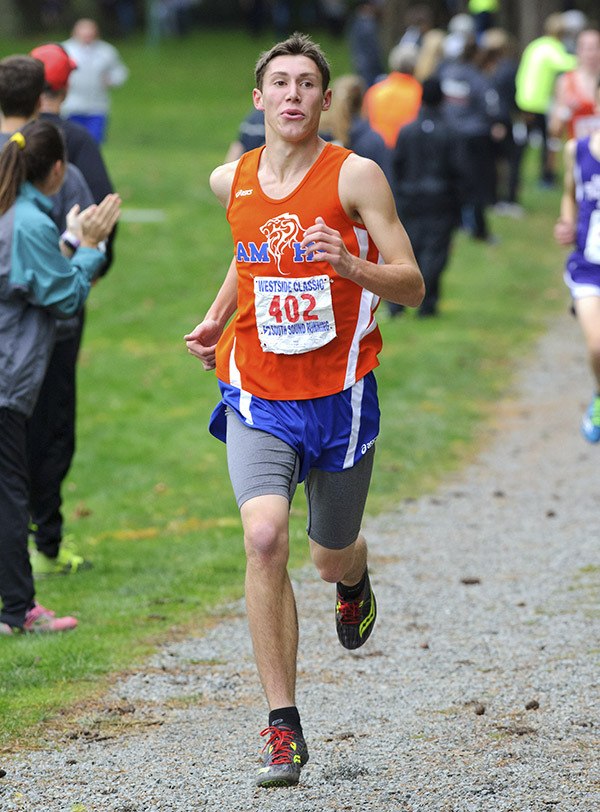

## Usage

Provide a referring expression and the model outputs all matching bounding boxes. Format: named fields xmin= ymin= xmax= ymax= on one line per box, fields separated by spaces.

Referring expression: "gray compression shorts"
xmin=225 ymin=410 xmax=375 ymax=550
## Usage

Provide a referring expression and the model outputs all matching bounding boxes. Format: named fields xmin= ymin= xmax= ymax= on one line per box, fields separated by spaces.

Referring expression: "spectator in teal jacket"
xmin=0 ymin=119 xmax=120 ymax=635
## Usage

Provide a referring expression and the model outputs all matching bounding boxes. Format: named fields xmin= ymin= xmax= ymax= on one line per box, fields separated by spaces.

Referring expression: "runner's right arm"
xmin=184 ymin=256 xmax=237 ymax=370
xmin=184 ymin=160 xmax=240 ymax=370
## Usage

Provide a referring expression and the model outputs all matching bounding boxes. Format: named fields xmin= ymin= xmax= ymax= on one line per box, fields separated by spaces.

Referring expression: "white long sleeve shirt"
xmin=61 ymin=38 xmax=129 ymax=116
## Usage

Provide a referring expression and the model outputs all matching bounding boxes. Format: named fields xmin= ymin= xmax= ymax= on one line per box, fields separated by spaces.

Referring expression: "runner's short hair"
xmin=255 ymin=32 xmax=331 ymax=91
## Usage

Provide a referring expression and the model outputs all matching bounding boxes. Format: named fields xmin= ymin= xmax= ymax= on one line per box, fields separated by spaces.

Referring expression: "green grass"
xmin=0 ymin=29 xmax=566 ymax=748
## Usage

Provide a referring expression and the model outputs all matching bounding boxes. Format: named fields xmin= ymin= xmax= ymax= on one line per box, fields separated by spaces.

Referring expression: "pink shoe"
xmin=0 ymin=622 xmax=15 ymax=635
xmin=23 ymin=603 xmax=78 ymax=633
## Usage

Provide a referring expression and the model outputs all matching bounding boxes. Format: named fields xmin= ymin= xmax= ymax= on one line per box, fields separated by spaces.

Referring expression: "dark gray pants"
xmin=27 ymin=315 xmax=84 ymax=557
xmin=405 ymin=212 xmax=456 ymax=315
xmin=0 ymin=408 xmax=35 ymax=628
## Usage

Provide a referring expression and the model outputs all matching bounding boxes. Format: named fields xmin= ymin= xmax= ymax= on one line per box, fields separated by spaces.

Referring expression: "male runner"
xmin=185 ymin=32 xmax=423 ymax=788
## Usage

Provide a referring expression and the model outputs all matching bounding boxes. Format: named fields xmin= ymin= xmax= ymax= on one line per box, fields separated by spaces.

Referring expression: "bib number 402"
xmin=268 ymin=293 xmax=319 ymax=324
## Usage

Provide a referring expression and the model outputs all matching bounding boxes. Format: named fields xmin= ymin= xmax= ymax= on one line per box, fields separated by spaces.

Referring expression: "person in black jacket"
xmin=391 ymin=77 xmax=468 ymax=317
xmin=25 ymin=44 xmax=117 ymax=575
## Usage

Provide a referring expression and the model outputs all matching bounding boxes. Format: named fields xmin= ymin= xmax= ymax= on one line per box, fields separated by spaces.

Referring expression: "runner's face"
xmin=577 ymin=31 xmax=600 ymax=72
xmin=254 ymin=55 xmax=331 ymax=140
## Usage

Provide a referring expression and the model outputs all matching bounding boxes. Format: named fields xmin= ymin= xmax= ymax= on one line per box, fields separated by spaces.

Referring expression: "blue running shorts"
xmin=208 ymin=373 xmax=380 ymax=549
xmin=209 ymin=371 xmax=380 ymax=483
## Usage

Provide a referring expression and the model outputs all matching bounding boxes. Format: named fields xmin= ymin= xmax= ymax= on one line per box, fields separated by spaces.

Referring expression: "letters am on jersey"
xmin=236 ymin=212 xmax=318 ymax=275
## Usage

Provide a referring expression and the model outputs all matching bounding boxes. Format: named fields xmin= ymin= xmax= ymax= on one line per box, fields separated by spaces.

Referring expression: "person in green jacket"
xmin=515 ymin=12 xmax=577 ymax=186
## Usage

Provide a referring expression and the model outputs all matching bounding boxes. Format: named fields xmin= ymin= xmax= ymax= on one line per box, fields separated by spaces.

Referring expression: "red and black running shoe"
xmin=256 ymin=724 xmax=309 ymax=788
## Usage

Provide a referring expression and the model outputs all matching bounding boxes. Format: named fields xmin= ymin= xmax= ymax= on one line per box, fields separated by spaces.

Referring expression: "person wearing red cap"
xmin=31 ymin=44 xmax=115 ymax=211
xmin=30 ymin=42 xmax=77 ymax=93
xmin=25 ymin=44 xmax=117 ymax=577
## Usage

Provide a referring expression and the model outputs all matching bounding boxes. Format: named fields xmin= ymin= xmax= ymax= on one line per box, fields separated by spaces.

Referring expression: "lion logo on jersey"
xmin=260 ymin=212 xmax=306 ymax=275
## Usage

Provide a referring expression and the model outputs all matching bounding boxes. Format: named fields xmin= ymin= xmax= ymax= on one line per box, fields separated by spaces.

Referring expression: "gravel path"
xmin=1 ymin=313 xmax=599 ymax=812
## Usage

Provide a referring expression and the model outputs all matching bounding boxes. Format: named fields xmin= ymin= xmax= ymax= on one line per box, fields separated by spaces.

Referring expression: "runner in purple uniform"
xmin=555 ymin=80 xmax=600 ymax=441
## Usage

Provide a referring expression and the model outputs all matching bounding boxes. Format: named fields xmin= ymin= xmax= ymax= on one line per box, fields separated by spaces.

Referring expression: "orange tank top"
xmin=563 ymin=71 xmax=596 ymax=139
xmin=215 ymin=142 xmax=383 ymax=400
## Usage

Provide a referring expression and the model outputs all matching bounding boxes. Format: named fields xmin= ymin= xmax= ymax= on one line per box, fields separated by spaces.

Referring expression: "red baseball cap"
xmin=30 ymin=44 xmax=77 ymax=92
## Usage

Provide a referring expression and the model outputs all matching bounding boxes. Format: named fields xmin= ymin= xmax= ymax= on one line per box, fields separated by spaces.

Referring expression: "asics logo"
xmin=361 ymin=437 xmax=377 ymax=455
xmin=235 ymin=188 xmax=253 ymax=198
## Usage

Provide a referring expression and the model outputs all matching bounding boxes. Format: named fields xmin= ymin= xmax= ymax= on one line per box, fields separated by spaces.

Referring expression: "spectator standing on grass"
xmin=23 ymin=43 xmax=117 ymax=577
xmin=0 ymin=119 xmax=120 ymax=635
xmin=479 ymin=27 xmax=526 ymax=217
xmin=554 ymin=80 xmax=600 ymax=443
xmin=184 ymin=32 xmax=423 ymax=788
xmin=362 ymin=42 xmax=422 ymax=149
xmin=62 ymin=18 xmax=129 ymax=144
xmin=33 ymin=45 xmax=115 ymax=208
xmin=390 ymin=77 xmax=467 ymax=318
xmin=515 ymin=13 xmax=577 ymax=187
xmin=224 ymin=108 xmax=266 ymax=163
xmin=0 ymin=52 xmax=94 ymax=579
xmin=438 ymin=32 xmax=500 ymax=242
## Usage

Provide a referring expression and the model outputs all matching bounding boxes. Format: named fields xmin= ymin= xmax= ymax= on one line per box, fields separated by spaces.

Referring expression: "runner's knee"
xmin=310 ymin=538 xmax=357 ymax=583
xmin=242 ymin=497 xmax=290 ymax=567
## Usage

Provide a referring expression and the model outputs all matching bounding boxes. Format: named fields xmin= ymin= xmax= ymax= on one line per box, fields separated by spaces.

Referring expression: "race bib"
xmin=254 ymin=275 xmax=337 ymax=354
xmin=584 ymin=209 xmax=600 ymax=264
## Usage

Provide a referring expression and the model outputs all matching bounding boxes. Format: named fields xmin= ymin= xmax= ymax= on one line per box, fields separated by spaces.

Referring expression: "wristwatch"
xmin=60 ymin=230 xmax=80 ymax=252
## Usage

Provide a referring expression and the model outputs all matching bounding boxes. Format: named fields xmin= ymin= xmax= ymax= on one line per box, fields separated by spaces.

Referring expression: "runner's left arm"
xmin=300 ymin=154 xmax=424 ymax=307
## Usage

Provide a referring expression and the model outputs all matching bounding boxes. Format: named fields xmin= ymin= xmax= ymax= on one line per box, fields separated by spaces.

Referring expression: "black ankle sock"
xmin=269 ymin=706 xmax=302 ymax=733
xmin=337 ymin=568 xmax=367 ymax=600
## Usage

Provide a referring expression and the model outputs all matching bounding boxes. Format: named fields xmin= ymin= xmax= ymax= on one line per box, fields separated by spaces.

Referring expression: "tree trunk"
xmin=515 ymin=0 xmax=564 ymax=50
xmin=381 ymin=0 xmax=411 ymax=55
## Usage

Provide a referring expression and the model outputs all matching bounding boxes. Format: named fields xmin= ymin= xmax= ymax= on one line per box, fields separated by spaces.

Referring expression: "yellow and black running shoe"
xmin=335 ymin=570 xmax=377 ymax=650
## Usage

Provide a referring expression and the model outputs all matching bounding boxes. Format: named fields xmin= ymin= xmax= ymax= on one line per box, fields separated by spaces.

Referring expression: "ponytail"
xmin=0 ymin=133 xmax=26 ymax=214
xmin=0 ymin=119 xmax=65 ymax=215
